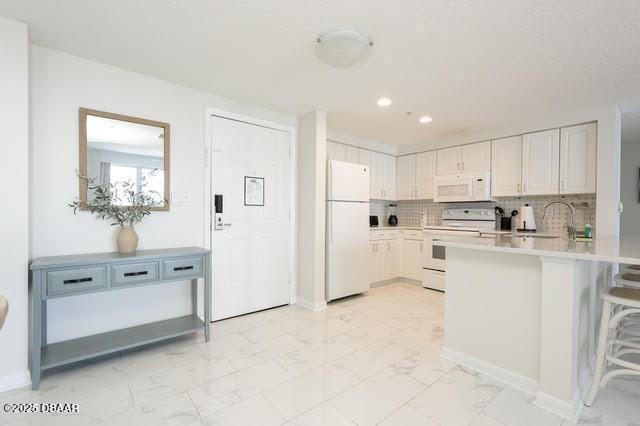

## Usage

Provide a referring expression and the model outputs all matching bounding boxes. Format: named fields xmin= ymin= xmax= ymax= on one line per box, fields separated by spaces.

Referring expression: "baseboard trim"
xmin=441 ymin=346 xmax=539 ymax=395
xmin=296 ymin=298 xmax=327 ymax=312
xmin=0 ymin=370 xmax=31 ymax=393
xmin=533 ymin=390 xmax=583 ymax=422
xmin=370 ymin=277 xmax=421 ymax=288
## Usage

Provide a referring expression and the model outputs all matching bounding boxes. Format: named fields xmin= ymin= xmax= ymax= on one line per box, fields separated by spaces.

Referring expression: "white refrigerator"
xmin=326 ymin=160 xmax=370 ymax=301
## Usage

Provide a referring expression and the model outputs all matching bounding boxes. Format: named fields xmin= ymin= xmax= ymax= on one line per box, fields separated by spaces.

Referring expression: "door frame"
xmin=203 ymin=107 xmax=298 ymax=311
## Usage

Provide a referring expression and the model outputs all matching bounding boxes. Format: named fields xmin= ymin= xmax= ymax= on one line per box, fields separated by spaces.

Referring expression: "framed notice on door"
xmin=244 ymin=176 xmax=264 ymax=206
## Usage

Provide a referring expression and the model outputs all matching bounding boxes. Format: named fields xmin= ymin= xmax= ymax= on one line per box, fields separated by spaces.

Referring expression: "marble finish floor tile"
xmin=3 ymin=281 xmax=639 ymax=426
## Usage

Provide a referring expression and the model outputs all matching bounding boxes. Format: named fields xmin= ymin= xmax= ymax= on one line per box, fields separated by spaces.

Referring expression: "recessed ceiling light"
xmin=315 ymin=29 xmax=373 ymax=68
xmin=419 ymin=116 xmax=433 ymax=123
xmin=377 ymin=97 xmax=392 ymax=107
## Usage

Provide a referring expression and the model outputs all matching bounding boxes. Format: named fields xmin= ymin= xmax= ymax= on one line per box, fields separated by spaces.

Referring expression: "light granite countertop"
xmin=369 ymin=226 xmax=422 ymax=230
xmin=435 ymin=234 xmax=640 ymax=265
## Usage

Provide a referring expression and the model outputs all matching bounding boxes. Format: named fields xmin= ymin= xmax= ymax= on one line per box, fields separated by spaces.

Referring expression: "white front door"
xmin=210 ymin=116 xmax=291 ymax=321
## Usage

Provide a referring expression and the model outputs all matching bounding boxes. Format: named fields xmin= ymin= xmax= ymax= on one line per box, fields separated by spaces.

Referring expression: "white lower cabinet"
xmin=368 ymin=241 xmax=387 ymax=283
xmin=369 ymin=229 xmax=424 ymax=284
xmin=402 ymin=239 xmax=422 ymax=281
xmin=368 ymin=230 xmax=401 ymax=284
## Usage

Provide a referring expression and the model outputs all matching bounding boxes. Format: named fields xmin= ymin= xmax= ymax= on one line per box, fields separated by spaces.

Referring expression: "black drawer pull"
xmin=63 ymin=277 xmax=93 ymax=285
xmin=173 ymin=265 xmax=194 ymax=271
xmin=124 ymin=271 xmax=149 ymax=277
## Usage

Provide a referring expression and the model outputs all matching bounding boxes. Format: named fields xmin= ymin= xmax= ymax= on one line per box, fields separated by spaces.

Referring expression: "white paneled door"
xmin=210 ymin=116 xmax=291 ymax=321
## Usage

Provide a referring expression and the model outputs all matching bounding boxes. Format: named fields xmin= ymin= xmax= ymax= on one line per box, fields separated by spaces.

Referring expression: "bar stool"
xmin=0 ymin=295 xmax=7 ymax=330
xmin=585 ymin=287 xmax=640 ymax=406
xmin=614 ymin=272 xmax=640 ymax=288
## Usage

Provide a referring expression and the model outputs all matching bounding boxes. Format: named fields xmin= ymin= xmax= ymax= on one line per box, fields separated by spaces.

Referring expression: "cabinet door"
xmin=415 ymin=151 xmax=436 ymax=199
xmin=368 ymin=151 xmax=383 ymax=199
xmin=327 ymin=141 xmax=346 ymax=161
xmin=382 ymin=154 xmax=396 ymax=200
xmin=387 ymin=239 xmax=400 ymax=279
xmin=522 ymin=129 xmax=560 ymax=195
xmin=560 ymin=123 xmax=596 ymax=194
xmin=402 ymin=240 xmax=421 ymax=280
xmin=345 ymin=145 xmax=360 ymax=164
xmin=461 ymin=141 xmax=491 ymax=172
xmin=374 ymin=242 xmax=387 ymax=282
xmin=396 ymin=155 xmax=415 ymax=200
xmin=436 ymin=146 xmax=461 ymax=175
xmin=368 ymin=242 xmax=378 ymax=284
xmin=491 ymin=136 xmax=522 ymax=197
xmin=359 ymin=150 xmax=378 ymax=199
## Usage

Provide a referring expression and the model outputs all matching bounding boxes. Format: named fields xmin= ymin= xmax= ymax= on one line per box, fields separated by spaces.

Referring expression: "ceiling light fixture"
xmin=377 ymin=97 xmax=392 ymax=107
xmin=315 ymin=29 xmax=373 ymax=68
xmin=419 ymin=116 xmax=433 ymax=124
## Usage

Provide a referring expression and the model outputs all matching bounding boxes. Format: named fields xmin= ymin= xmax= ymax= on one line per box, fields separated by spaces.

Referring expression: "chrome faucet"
xmin=541 ymin=201 xmax=577 ymax=239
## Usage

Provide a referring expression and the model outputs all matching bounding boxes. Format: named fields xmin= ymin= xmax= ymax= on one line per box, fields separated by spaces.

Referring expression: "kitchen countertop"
xmin=435 ymin=233 xmax=640 ymax=265
xmin=369 ymin=226 xmax=422 ymax=230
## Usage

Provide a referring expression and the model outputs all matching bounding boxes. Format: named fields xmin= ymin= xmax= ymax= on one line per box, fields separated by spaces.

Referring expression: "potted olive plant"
xmin=69 ymin=172 xmax=165 ymax=254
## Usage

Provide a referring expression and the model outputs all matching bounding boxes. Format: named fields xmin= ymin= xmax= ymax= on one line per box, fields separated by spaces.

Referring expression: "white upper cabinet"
xmin=415 ymin=151 xmax=436 ymax=199
xmin=326 ymin=141 xmax=346 ymax=161
xmin=461 ymin=141 xmax=491 ymax=172
xmin=327 ymin=141 xmax=360 ymax=164
xmin=491 ymin=136 xmax=522 ymax=197
xmin=363 ymin=151 xmax=395 ymax=200
xmin=522 ymin=129 xmax=560 ymax=195
xmin=396 ymin=151 xmax=436 ymax=200
xmin=358 ymin=148 xmax=370 ymax=166
xmin=345 ymin=145 xmax=359 ymax=164
xmin=437 ymin=146 xmax=461 ymax=175
xmin=560 ymin=123 xmax=597 ymax=194
xmin=396 ymin=155 xmax=416 ymax=200
xmin=381 ymin=153 xmax=396 ymax=200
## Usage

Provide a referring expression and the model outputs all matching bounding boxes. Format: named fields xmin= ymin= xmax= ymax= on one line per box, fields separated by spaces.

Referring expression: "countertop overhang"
xmin=435 ymin=234 xmax=640 ymax=265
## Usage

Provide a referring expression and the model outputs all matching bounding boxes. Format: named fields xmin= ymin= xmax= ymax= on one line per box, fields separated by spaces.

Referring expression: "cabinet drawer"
xmin=46 ymin=266 xmax=107 ymax=297
xmin=162 ymin=257 xmax=203 ymax=279
xmin=403 ymin=229 xmax=423 ymax=240
xmin=111 ymin=262 xmax=159 ymax=287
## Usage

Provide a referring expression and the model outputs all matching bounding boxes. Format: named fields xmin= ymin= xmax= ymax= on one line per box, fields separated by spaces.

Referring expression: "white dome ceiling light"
xmin=419 ymin=116 xmax=433 ymax=124
xmin=315 ymin=30 xmax=373 ymax=68
xmin=377 ymin=97 xmax=392 ymax=107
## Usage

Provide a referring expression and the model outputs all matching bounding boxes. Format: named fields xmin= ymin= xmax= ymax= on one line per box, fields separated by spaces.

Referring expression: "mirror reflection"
xmin=81 ymin=110 xmax=169 ymax=209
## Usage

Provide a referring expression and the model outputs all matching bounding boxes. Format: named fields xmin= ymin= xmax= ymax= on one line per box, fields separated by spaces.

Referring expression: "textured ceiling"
xmin=2 ymin=1 xmax=640 ymax=146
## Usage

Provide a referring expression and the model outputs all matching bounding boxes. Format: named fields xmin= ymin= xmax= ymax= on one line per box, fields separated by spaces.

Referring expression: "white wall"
xmin=399 ymin=104 xmax=622 ymax=236
xmin=0 ymin=18 xmax=30 ymax=391
xmin=296 ymin=110 xmax=327 ymax=310
xmin=31 ymin=45 xmax=296 ymax=344
xmin=621 ymin=140 xmax=640 ymax=236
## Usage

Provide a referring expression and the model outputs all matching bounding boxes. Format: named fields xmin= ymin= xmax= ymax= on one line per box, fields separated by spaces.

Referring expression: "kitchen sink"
xmin=515 ymin=234 xmax=560 ymax=239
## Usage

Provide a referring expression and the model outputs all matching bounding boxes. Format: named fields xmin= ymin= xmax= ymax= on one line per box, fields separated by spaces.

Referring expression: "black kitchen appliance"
xmin=369 ymin=215 xmax=379 ymax=227
xmin=387 ymin=203 xmax=398 ymax=226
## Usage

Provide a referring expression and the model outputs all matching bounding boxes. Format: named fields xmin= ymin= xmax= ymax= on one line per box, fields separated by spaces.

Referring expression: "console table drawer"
xmin=111 ymin=262 xmax=159 ymax=287
xmin=46 ymin=267 xmax=107 ymax=297
xmin=162 ymin=257 xmax=203 ymax=279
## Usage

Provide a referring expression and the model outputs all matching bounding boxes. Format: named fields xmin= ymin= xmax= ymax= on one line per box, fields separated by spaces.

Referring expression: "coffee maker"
xmin=387 ymin=203 xmax=398 ymax=227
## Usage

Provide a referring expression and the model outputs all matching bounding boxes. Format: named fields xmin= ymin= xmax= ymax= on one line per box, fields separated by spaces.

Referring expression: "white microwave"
xmin=433 ymin=171 xmax=492 ymax=203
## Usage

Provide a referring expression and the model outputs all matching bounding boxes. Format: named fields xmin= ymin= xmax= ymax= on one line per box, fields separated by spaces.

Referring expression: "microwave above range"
xmin=433 ymin=171 xmax=492 ymax=203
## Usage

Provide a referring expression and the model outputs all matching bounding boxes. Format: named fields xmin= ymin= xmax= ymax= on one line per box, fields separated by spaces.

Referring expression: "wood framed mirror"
xmin=79 ymin=108 xmax=170 ymax=211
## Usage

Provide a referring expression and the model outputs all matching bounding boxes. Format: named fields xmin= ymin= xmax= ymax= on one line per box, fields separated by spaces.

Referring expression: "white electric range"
xmin=422 ymin=208 xmax=496 ymax=291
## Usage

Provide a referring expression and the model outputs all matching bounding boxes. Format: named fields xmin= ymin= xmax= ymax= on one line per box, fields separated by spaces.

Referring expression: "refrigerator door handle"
xmin=330 ymin=202 xmax=334 ymax=243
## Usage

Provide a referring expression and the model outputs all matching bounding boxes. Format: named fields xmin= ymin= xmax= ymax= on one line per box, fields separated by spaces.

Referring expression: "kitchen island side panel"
xmin=444 ymin=247 xmax=542 ymax=381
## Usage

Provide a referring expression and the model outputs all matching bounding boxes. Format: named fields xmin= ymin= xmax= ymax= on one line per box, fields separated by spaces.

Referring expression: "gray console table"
xmin=29 ymin=247 xmax=211 ymax=389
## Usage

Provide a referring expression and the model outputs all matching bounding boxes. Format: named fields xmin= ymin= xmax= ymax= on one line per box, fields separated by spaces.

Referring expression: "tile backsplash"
xmin=370 ymin=194 xmax=596 ymax=235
